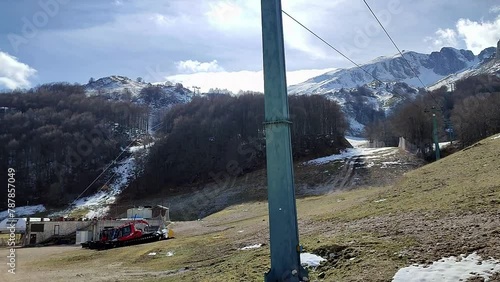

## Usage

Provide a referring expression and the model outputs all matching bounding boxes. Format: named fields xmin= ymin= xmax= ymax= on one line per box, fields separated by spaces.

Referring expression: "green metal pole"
xmin=261 ymin=1 xmax=308 ymax=281
xmin=433 ymin=113 xmax=440 ymax=160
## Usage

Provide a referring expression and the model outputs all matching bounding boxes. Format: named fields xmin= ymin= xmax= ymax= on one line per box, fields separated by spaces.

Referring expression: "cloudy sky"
xmin=0 ymin=0 xmax=499 ymax=92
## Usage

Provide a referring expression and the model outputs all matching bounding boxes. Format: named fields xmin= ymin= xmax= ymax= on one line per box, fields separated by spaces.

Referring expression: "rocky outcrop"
xmin=496 ymin=39 xmax=500 ymax=60
xmin=428 ymin=47 xmax=475 ymax=75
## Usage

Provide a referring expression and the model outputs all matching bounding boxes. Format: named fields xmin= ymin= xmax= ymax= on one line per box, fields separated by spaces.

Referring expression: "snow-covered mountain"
xmin=324 ymin=81 xmax=420 ymax=134
xmin=288 ymin=47 xmax=493 ymax=94
xmin=428 ymin=46 xmax=500 ymax=91
xmin=288 ymin=44 xmax=499 ymax=135
xmin=85 ymin=75 xmax=193 ymax=107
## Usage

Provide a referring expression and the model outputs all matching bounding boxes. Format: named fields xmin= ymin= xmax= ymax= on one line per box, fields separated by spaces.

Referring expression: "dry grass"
xmin=11 ymin=134 xmax=500 ymax=281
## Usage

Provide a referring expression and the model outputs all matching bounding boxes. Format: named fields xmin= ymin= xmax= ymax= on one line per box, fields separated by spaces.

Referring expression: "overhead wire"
xmin=282 ymin=10 xmax=385 ymax=86
xmin=361 ymin=0 xmax=442 ymax=107
xmin=66 ymin=120 xmax=164 ymax=215
xmin=281 ymin=9 xmax=429 ymax=111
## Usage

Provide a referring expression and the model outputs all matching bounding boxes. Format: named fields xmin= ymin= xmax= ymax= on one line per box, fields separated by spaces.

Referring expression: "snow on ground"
xmin=345 ymin=136 xmax=369 ymax=148
xmin=129 ymin=142 xmax=155 ymax=152
xmin=348 ymin=117 xmax=365 ymax=135
xmin=433 ymin=141 xmax=453 ymax=150
xmin=305 ymin=147 xmax=398 ymax=165
xmin=239 ymin=244 xmax=262 ymax=250
xmin=491 ymin=134 xmax=500 ymax=140
xmin=392 ymin=253 xmax=500 ymax=282
xmin=78 ymin=157 xmax=135 ymax=218
xmin=50 ymin=156 xmax=136 ymax=219
xmin=366 ymin=162 xmax=375 ymax=168
xmin=380 ymin=161 xmax=402 ymax=168
xmin=300 ymin=253 xmax=326 ymax=267
xmin=0 ymin=205 xmax=46 ymax=220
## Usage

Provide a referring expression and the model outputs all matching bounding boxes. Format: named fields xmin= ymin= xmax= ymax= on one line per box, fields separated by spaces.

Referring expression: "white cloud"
xmin=205 ymin=0 xmax=281 ymax=33
xmin=456 ymin=15 xmax=500 ymax=53
xmin=490 ymin=5 xmax=500 ymax=13
xmin=425 ymin=15 xmax=500 ymax=53
xmin=0 ymin=51 xmax=37 ymax=90
xmin=150 ymin=14 xmax=174 ymax=26
xmin=205 ymin=1 xmax=248 ymax=30
xmin=166 ymin=68 xmax=334 ymax=93
xmin=425 ymin=28 xmax=458 ymax=48
xmin=175 ymin=60 xmax=224 ymax=74
xmin=203 ymin=0 xmax=342 ymax=60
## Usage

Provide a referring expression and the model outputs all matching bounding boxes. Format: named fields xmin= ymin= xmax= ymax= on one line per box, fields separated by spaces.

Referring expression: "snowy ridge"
xmin=288 ymin=46 xmax=497 ymax=135
xmin=85 ymin=75 xmax=146 ymax=97
xmin=85 ymin=75 xmax=193 ymax=106
xmin=288 ymin=47 xmax=484 ymax=95
xmin=321 ymin=81 xmax=418 ymax=135
xmin=428 ymin=49 xmax=500 ymax=91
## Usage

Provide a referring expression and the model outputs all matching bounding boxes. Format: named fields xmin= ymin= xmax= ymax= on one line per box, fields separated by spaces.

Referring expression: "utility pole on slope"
xmin=261 ymin=1 xmax=308 ymax=281
xmin=432 ymin=108 xmax=440 ymax=161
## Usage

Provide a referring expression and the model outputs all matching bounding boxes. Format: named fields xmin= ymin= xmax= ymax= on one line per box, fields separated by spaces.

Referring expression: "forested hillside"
xmin=0 ymin=86 xmax=349 ymax=209
xmin=0 ymin=83 xmax=148 ymax=208
xmin=128 ymin=93 xmax=349 ymax=196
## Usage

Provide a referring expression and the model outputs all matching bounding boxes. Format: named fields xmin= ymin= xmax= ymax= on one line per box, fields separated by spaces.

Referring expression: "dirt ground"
xmin=0 ymin=246 xmax=81 ymax=281
xmin=2 ymin=138 xmax=499 ymax=281
xmin=1 ymin=206 xmax=499 ymax=281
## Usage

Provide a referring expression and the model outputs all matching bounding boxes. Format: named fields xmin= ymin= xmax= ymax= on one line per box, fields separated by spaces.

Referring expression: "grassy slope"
xmin=333 ymin=134 xmax=500 ymax=219
xmin=29 ymin=134 xmax=500 ymax=281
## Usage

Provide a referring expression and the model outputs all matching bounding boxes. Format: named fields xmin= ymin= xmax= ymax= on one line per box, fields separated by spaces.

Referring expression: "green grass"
xmin=28 ymin=134 xmax=500 ymax=281
xmin=319 ymin=136 xmax=500 ymax=221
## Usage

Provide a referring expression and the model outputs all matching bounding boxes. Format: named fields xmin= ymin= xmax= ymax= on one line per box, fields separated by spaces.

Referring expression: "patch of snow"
xmin=304 ymin=147 xmax=398 ymax=165
xmin=433 ymin=141 xmax=453 ymax=150
xmin=392 ymin=252 xmax=500 ymax=282
xmin=166 ymin=251 xmax=174 ymax=257
xmin=50 ymin=156 xmax=137 ymax=219
xmin=129 ymin=142 xmax=155 ymax=152
xmin=300 ymin=253 xmax=326 ymax=267
xmin=402 ymin=64 xmax=446 ymax=87
xmin=381 ymin=161 xmax=401 ymax=168
xmin=348 ymin=117 xmax=365 ymax=134
xmin=374 ymin=199 xmax=387 ymax=203
xmin=345 ymin=136 xmax=369 ymax=148
xmin=0 ymin=205 xmax=46 ymax=220
xmin=239 ymin=244 xmax=262 ymax=250
xmin=439 ymin=141 xmax=452 ymax=148
xmin=148 ymin=252 xmax=157 ymax=256
xmin=491 ymin=134 xmax=500 ymax=140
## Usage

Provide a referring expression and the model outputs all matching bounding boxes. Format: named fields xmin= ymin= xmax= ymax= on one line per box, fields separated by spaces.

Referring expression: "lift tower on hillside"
xmin=261 ymin=0 xmax=308 ymax=281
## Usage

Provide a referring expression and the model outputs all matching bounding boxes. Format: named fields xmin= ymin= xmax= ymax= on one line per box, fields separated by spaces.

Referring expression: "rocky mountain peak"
xmin=497 ymin=39 xmax=500 ymax=60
